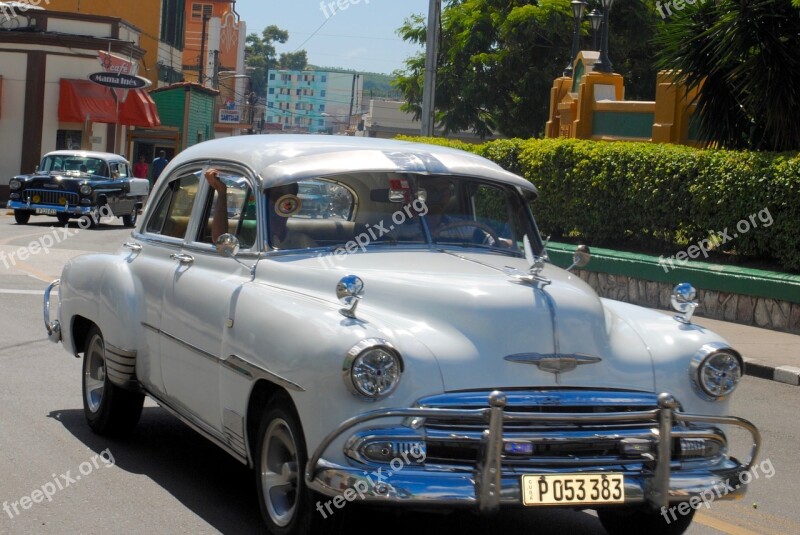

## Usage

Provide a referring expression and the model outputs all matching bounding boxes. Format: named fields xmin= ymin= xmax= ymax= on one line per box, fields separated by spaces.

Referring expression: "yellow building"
xmin=44 ymin=0 xmax=186 ymax=87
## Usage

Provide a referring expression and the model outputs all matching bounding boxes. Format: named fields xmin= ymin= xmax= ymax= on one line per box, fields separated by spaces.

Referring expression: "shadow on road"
xmin=46 ymin=406 xmax=608 ymax=535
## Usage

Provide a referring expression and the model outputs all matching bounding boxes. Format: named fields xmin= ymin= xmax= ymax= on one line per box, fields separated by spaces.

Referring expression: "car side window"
xmin=197 ymin=173 xmax=256 ymax=249
xmin=144 ymin=172 xmax=199 ymax=238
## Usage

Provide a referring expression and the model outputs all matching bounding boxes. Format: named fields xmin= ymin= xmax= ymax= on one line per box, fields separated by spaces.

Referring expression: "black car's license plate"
xmin=35 ymin=209 xmax=57 ymax=215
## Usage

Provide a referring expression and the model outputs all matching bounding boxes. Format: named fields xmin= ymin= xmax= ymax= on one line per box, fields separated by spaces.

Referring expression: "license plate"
xmin=35 ymin=209 xmax=57 ymax=215
xmin=522 ymin=473 xmax=625 ymax=506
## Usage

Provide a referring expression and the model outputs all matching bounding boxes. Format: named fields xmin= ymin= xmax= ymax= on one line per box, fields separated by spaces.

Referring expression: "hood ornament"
xmin=504 ymin=352 xmax=602 ymax=384
xmin=503 ymin=235 xmax=551 ymax=287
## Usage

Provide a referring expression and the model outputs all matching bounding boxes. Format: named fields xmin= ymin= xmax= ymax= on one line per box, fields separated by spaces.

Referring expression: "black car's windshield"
xmin=263 ymin=173 xmax=538 ymax=255
xmin=40 ymin=156 xmax=109 ymax=179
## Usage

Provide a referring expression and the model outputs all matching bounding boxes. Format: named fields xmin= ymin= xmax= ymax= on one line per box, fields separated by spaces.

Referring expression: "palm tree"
xmin=654 ymin=0 xmax=800 ymax=151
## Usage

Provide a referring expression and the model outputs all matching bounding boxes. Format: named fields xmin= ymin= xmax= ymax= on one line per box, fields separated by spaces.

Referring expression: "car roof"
xmin=43 ymin=150 xmax=128 ymax=162
xmin=170 ymin=135 xmax=537 ymax=196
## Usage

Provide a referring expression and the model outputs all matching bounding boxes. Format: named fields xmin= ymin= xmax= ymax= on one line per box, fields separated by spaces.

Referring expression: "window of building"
xmin=268 ymin=88 xmax=274 ymax=94
xmin=160 ymin=0 xmax=186 ymax=49
xmin=269 ymin=73 xmax=275 ymax=81
xmin=191 ymin=3 xmax=213 ymax=21
xmin=56 ymin=130 xmax=82 ymax=150
xmin=319 ymin=104 xmax=325 ymax=112
xmin=320 ymin=89 xmax=326 ymax=97
xmin=321 ymin=75 xmax=327 ymax=83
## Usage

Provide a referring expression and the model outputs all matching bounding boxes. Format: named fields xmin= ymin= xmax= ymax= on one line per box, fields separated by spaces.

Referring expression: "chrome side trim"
xmin=158 ymin=330 xmax=218 ymax=363
xmin=221 ymin=354 xmax=305 ymax=392
xmin=104 ymin=342 xmax=140 ymax=391
xmin=43 ymin=279 xmax=61 ymax=343
xmin=149 ymin=391 xmax=248 ymax=465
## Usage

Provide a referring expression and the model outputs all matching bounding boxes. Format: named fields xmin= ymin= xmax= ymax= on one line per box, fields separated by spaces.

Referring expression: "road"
xmin=1 ymin=214 xmax=797 ymax=535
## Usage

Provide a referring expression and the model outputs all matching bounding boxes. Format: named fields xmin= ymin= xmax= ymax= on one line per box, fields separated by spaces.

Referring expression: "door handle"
xmin=170 ymin=253 xmax=194 ymax=264
xmin=123 ymin=242 xmax=142 ymax=252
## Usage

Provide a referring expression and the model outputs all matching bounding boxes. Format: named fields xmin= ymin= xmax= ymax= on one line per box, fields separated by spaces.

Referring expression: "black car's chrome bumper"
xmin=8 ymin=200 xmax=93 ymax=215
xmin=305 ymin=392 xmax=760 ymax=511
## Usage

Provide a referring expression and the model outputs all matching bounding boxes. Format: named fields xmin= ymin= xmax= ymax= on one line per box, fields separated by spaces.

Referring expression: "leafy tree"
xmin=245 ymin=27 xmax=308 ymax=97
xmin=654 ymin=0 xmax=800 ymax=151
xmin=393 ymin=0 xmax=661 ymax=138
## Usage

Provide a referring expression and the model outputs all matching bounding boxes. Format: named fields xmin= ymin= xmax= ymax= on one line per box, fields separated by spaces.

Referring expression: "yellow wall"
xmin=45 ymin=0 xmax=163 ymax=86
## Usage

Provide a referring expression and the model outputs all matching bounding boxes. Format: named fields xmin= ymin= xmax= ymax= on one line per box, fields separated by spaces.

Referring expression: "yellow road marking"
xmin=695 ymin=511 xmax=765 ymax=535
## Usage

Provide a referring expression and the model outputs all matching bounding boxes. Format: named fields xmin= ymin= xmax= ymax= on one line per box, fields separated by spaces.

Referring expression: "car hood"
xmin=262 ymin=248 xmax=657 ymax=393
xmin=16 ymin=173 xmax=88 ymax=189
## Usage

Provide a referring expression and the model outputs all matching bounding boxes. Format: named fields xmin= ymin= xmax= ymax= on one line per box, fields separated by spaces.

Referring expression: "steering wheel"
xmin=434 ymin=220 xmax=500 ymax=245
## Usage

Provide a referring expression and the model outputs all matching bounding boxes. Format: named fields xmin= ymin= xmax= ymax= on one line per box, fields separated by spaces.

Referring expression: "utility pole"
xmin=199 ymin=13 xmax=209 ymax=86
xmin=421 ymin=0 xmax=441 ymax=137
xmin=347 ymin=73 xmax=358 ymax=134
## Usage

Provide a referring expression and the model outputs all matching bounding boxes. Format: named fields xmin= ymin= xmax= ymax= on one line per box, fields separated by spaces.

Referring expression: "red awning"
xmin=58 ymin=79 xmax=118 ymax=123
xmin=119 ymin=89 xmax=161 ymax=127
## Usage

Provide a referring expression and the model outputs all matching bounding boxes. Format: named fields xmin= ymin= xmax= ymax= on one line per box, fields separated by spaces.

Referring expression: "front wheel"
xmin=255 ymin=397 xmax=343 ymax=534
xmin=597 ymin=505 xmax=695 ymax=535
xmin=82 ymin=325 xmax=144 ymax=435
xmin=14 ymin=210 xmax=31 ymax=224
xmin=57 ymin=213 xmax=71 ymax=225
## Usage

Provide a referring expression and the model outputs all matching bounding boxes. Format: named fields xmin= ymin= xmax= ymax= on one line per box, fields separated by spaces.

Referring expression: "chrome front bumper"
xmin=8 ymin=200 xmax=94 ymax=215
xmin=43 ymin=279 xmax=61 ymax=343
xmin=305 ymin=392 xmax=760 ymax=512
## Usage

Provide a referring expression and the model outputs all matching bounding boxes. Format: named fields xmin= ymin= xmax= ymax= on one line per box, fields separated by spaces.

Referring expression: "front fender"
xmin=601 ymin=299 xmax=737 ymax=416
xmin=60 ymin=252 xmax=141 ymax=358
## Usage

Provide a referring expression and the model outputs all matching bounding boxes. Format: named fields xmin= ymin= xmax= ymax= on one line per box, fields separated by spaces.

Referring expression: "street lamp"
xmin=594 ymin=0 xmax=615 ymax=73
xmin=563 ymin=0 xmax=588 ymax=77
xmin=589 ymin=9 xmax=603 ymax=51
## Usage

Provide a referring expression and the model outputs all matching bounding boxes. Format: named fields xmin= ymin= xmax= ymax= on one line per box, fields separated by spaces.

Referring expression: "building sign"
xmin=89 ymin=72 xmax=151 ymax=89
xmin=219 ymin=108 xmax=241 ymax=123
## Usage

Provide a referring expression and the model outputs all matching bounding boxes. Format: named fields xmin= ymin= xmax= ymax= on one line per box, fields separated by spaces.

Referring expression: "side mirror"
xmin=567 ymin=244 xmax=591 ymax=272
xmin=215 ymin=233 xmax=240 ymax=257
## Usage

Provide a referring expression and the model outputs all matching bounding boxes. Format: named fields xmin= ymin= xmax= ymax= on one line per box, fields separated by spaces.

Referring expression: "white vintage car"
xmin=44 ymin=136 xmax=759 ymax=535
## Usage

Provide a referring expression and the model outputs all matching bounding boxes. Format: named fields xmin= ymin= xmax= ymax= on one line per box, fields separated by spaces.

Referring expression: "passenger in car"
xmin=204 ymin=168 xmax=316 ymax=250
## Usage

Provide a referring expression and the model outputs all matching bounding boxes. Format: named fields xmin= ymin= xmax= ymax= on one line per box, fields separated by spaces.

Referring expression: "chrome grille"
xmin=23 ymin=189 xmax=79 ymax=207
xmin=416 ymin=390 xmax=665 ymax=466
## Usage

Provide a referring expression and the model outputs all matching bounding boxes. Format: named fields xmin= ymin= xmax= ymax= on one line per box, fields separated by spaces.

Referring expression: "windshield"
xmin=264 ymin=173 xmax=540 ymax=255
xmin=39 ymin=156 xmax=109 ymax=179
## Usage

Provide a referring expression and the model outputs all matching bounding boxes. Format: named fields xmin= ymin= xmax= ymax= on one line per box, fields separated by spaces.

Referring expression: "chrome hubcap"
xmin=83 ymin=335 xmax=106 ymax=413
xmin=261 ymin=418 xmax=299 ymax=527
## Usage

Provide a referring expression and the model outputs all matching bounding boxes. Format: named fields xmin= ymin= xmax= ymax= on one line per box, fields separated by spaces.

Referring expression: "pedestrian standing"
xmin=151 ymin=150 xmax=169 ymax=184
xmin=133 ymin=155 xmax=149 ymax=178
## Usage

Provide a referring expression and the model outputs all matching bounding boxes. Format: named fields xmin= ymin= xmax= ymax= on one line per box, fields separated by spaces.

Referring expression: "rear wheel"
xmin=597 ymin=505 xmax=695 ymax=535
xmin=14 ymin=210 xmax=31 ymax=224
xmin=255 ymin=396 xmax=343 ymax=534
xmin=82 ymin=325 xmax=144 ymax=435
xmin=121 ymin=205 xmax=138 ymax=227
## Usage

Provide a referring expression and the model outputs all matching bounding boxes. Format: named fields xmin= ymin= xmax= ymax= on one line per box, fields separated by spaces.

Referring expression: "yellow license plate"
xmin=522 ymin=473 xmax=625 ymax=506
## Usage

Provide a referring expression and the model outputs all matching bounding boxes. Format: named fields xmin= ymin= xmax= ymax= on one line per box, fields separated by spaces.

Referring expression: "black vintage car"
xmin=7 ymin=150 xmax=149 ymax=228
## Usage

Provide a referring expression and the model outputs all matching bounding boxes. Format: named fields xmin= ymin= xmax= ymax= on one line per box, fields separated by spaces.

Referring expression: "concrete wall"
xmin=0 ymin=53 xmax=29 ymax=182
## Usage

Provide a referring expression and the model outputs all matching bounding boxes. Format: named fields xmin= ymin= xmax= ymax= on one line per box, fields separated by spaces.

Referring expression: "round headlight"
xmin=690 ymin=344 xmax=742 ymax=399
xmin=79 ymin=184 xmax=92 ymax=196
xmin=343 ymin=339 xmax=403 ymax=400
xmin=9 ymin=179 xmax=21 ymax=191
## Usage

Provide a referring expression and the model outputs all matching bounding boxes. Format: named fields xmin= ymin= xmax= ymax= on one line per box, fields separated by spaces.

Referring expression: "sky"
xmin=234 ymin=0 xmax=430 ymax=74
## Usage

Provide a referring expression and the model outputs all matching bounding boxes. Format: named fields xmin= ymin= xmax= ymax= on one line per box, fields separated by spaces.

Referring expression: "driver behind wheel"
xmin=423 ymin=179 xmax=498 ymax=246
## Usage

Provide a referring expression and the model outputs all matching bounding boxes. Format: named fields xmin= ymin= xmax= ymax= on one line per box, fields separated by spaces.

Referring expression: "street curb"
xmin=744 ymin=359 xmax=800 ymax=386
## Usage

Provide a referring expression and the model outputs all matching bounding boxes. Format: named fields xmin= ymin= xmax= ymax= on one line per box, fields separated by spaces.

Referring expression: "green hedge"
xmin=399 ymin=136 xmax=800 ymax=272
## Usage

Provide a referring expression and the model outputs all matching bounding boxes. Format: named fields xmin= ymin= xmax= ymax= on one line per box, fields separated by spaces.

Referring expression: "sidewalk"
xmin=654 ymin=309 xmax=800 ymax=386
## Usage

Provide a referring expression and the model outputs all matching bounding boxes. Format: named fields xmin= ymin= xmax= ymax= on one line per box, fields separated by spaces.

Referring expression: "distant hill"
xmin=309 ymin=66 xmax=403 ymax=100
